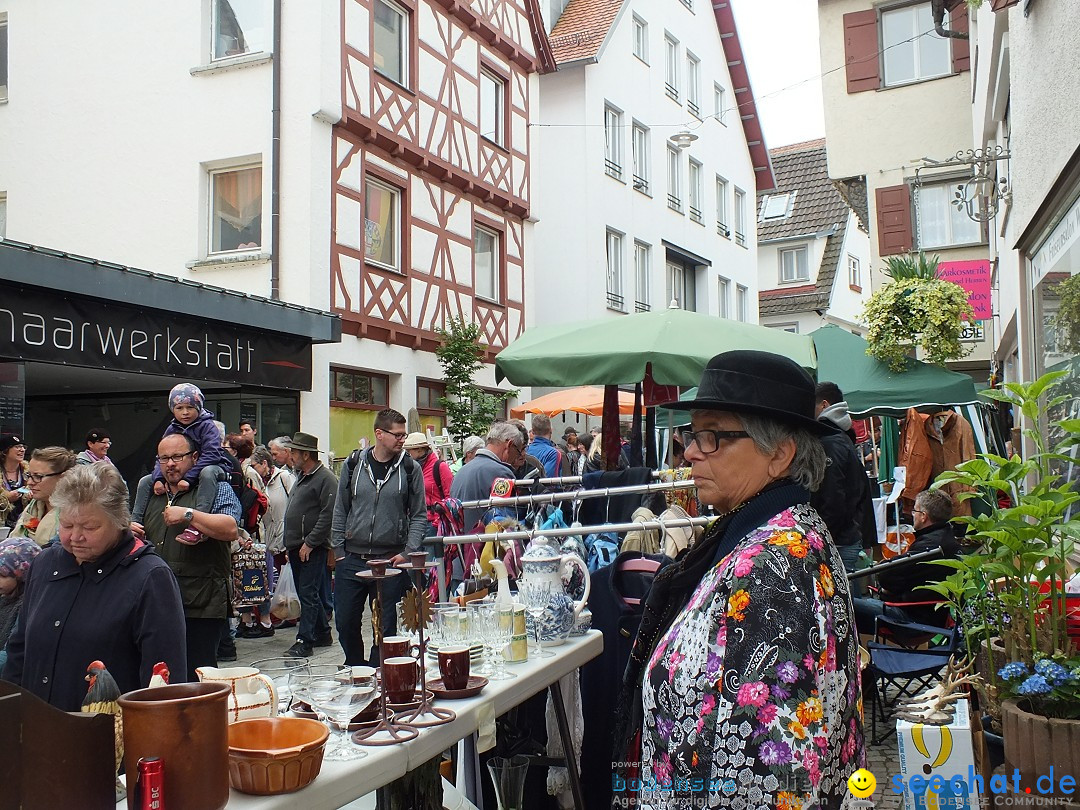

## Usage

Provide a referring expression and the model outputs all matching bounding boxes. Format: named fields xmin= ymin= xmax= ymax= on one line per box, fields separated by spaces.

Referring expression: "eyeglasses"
xmin=156 ymin=451 xmax=195 ymax=464
xmin=912 ymin=508 xmax=927 ymax=515
xmin=26 ymin=471 xmax=62 ymax=484
xmin=379 ymin=430 xmax=408 ymax=440
xmin=680 ymin=429 xmax=751 ymax=455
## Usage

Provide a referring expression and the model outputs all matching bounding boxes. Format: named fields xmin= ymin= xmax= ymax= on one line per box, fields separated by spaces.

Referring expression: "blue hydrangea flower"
xmin=1035 ymin=658 xmax=1056 ymax=675
xmin=1016 ymin=674 xmax=1053 ymax=696
xmin=998 ymin=662 xmax=1030 ymax=681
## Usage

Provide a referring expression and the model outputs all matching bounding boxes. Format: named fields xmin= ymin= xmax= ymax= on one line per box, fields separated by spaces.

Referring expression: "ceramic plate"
xmin=428 ymin=676 xmax=488 ymax=700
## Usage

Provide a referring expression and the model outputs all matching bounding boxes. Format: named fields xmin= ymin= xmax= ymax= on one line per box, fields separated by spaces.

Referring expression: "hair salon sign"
xmin=937 ymin=260 xmax=992 ymax=321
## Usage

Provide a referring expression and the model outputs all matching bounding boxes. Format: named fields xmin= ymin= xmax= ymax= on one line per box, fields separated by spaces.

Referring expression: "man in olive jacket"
xmin=282 ymin=432 xmax=338 ymax=658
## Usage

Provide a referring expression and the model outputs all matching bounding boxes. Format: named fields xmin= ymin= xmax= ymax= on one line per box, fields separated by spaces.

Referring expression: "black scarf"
xmin=609 ymin=478 xmax=809 ymax=796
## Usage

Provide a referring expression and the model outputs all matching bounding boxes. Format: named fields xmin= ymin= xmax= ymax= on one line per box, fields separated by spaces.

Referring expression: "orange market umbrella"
xmin=510 ymin=386 xmax=636 ymax=419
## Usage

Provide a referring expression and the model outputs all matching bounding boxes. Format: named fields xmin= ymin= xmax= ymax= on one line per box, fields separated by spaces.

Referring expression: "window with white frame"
xmin=688 ymin=159 xmax=703 ymax=224
xmin=918 ymin=182 xmax=983 ymax=248
xmin=686 ymin=54 xmax=701 ymax=116
xmin=664 ymin=35 xmax=679 ymax=101
xmin=373 ymin=0 xmax=409 ymax=86
xmin=212 ymin=0 xmax=271 ymax=60
xmin=606 ymin=229 xmax=626 ymax=311
xmin=0 ymin=193 xmax=6 ymax=240
xmin=734 ymin=187 xmax=747 ymax=246
xmin=474 ymin=225 xmax=500 ymax=302
xmin=882 ymin=2 xmax=951 ymax=87
xmin=667 ymin=146 xmax=682 ymax=212
xmin=0 ymin=13 xmax=7 ymax=102
xmin=634 ymin=241 xmax=651 ymax=311
xmin=760 ymin=192 xmax=794 ymax=221
xmin=848 ymin=254 xmax=862 ymax=288
xmin=364 ymin=176 xmax=401 ymax=271
xmin=779 ymin=245 xmax=810 ymax=283
xmin=632 ymin=15 xmax=648 ymax=63
xmin=667 ymin=261 xmax=697 ymax=311
xmin=632 ymin=123 xmax=649 ymax=194
xmin=736 ymin=284 xmax=749 ymax=322
xmin=210 ymin=165 xmax=262 ymax=255
xmin=604 ymin=105 xmax=623 ymax=180
xmin=713 ymin=83 xmax=726 ymax=124
xmin=717 ymin=276 xmax=730 ymax=318
xmin=480 ymin=69 xmax=505 ymax=147
xmin=716 ymin=176 xmax=729 ymax=236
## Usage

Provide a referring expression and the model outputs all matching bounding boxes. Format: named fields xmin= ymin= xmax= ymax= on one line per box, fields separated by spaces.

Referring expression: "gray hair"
xmin=736 ymin=413 xmax=826 ymax=492
xmin=51 ymin=463 xmax=131 ymax=530
xmin=486 ymin=421 xmax=523 ymax=448
xmin=212 ymin=420 xmax=226 ymax=440
xmin=916 ymin=489 xmax=953 ymax=523
xmin=269 ymin=436 xmax=291 ymax=451
xmin=250 ymin=446 xmax=275 ymax=468
xmin=462 ymin=436 xmax=484 ymax=457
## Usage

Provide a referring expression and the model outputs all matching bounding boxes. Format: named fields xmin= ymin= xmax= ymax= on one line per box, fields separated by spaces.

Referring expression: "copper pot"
xmin=119 ymin=682 xmax=231 ymax=810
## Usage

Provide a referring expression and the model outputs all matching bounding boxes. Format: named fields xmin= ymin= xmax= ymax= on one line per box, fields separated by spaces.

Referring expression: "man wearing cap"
xmin=281 ymin=432 xmax=338 ymax=658
xmin=332 ymin=409 xmax=426 ymax=665
xmin=76 ymin=429 xmax=113 ymax=466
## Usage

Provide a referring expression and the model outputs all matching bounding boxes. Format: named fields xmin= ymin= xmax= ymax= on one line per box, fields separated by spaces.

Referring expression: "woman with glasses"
xmin=612 ymin=351 xmax=864 ymax=810
xmin=75 ymin=428 xmax=114 ymax=466
xmin=11 ymin=447 xmax=77 ymax=546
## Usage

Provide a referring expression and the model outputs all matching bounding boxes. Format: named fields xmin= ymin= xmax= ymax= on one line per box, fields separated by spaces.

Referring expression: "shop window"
xmin=779 ymin=245 xmax=810 ymax=283
xmin=417 ymin=380 xmax=446 ymax=412
xmin=365 ymin=176 xmax=401 ymax=271
xmin=373 ymin=0 xmax=409 ymax=86
xmin=210 ymin=165 xmax=262 ymax=254
xmin=480 ymin=68 xmax=505 ymax=147
xmin=918 ymin=182 xmax=983 ymax=248
xmin=331 ymin=368 xmax=389 ymax=408
xmin=212 ymin=0 xmax=271 ymax=60
xmin=474 ymin=224 xmax=501 ymax=302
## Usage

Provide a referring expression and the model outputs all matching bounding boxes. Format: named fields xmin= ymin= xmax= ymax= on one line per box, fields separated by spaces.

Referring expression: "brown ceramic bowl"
xmin=227 ymin=716 xmax=329 ymax=795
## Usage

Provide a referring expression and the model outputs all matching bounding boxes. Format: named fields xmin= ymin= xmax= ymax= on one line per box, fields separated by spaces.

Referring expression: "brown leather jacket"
xmin=898 ymin=409 xmax=976 ymax=515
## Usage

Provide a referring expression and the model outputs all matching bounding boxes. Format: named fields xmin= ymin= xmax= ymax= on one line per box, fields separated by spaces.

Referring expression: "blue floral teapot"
xmin=520 ymin=535 xmax=591 ymax=645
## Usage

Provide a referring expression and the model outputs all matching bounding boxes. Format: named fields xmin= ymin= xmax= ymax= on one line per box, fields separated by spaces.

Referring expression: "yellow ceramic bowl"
xmin=227 ymin=716 xmax=329 ymax=795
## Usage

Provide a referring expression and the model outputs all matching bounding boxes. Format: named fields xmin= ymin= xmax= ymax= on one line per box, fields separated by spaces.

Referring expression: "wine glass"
xmin=517 ymin=578 xmax=555 ymax=659
xmin=251 ymin=656 xmax=309 ymax=714
xmin=304 ymin=666 xmax=377 ymax=761
xmin=483 ymin=602 xmax=516 ymax=681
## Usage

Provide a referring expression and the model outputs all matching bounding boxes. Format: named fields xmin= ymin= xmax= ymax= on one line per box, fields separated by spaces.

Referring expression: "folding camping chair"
xmin=864 ymin=616 xmax=960 ymax=746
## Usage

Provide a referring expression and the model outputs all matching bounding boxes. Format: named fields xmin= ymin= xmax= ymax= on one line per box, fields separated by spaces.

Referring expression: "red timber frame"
xmin=331 ymin=0 xmax=552 ymax=356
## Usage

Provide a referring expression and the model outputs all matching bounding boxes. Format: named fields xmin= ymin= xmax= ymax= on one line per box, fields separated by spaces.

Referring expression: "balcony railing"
xmin=604 ymin=159 xmax=623 ymax=180
xmin=717 ymin=221 xmax=730 ymax=238
xmin=635 ymin=300 xmax=651 ymax=313
xmin=688 ymin=100 xmax=700 ymax=118
xmin=632 ymin=174 xmax=650 ymax=194
xmin=689 ymin=205 xmax=703 ymax=224
xmin=665 ymin=83 xmax=679 ymax=102
xmin=667 ymin=194 xmax=682 ymax=212
xmin=607 ymin=291 xmax=626 ymax=311
xmin=735 ymin=230 xmax=746 ymax=247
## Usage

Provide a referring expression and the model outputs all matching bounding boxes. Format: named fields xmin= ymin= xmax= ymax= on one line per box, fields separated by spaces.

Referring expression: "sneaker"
xmin=236 ymin=623 xmax=258 ymax=639
xmin=250 ymin=624 xmax=275 ymax=638
xmin=287 ymin=641 xmax=313 ymax=658
xmin=313 ymin=632 xmax=333 ymax=648
xmin=175 ymin=528 xmax=203 ymax=546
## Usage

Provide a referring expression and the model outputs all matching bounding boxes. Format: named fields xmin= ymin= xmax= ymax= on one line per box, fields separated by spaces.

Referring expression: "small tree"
xmin=435 ymin=318 xmax=518 ymax=442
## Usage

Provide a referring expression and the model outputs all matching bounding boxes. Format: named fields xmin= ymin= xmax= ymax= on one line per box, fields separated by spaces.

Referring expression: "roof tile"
xmin=548 ymin=0 xmax=622 ymax=64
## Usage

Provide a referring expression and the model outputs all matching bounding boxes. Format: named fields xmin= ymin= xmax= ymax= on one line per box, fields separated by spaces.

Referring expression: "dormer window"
xmin=760 ymin=192 xmax=795 ymax=221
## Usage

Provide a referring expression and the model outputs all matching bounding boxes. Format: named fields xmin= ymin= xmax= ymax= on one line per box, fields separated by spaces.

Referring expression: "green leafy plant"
xmin=862 ymin=253 xmax=976 ymax=371
xmin=1051 ymin=273 xmax=1080 ymax=355
xmin=997 ymin=654 xmax=1080 ymax=721
xmin=434 ymin=318 xmax=517 ymax=442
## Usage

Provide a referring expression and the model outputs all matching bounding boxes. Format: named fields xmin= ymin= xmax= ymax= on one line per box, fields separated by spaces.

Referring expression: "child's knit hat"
xmin=168 ymin=383 xmax=205 ymax=412
xmin=0 ymin=538 xmax=41 ymax=583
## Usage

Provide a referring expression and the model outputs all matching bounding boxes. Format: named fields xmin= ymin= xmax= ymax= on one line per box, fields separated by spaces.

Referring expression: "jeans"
xmin=288 ymin=545 xmax=331 ymax=645
xmin=186 ymin=617 xmax=228 ymax=682
xmin=852 ymin=596 xmax=912 ymax=636
xmin=320 ymin=565 xmax=334 ymax=616
xmin=836 ymin=542 xmax=869 ymax=597
xmin=335 ymin=553 xmax=413 ymax=666
xmin=132 ymin=465 xmax=227 ymax=524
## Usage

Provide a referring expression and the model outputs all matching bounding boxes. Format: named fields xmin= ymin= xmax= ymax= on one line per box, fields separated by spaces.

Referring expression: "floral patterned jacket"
xmin=639 ymin=503 xmax=865 ymax=810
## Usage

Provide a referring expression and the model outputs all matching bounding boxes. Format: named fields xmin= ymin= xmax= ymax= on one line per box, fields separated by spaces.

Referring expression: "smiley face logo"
xmin=848 ymin=768 xmax=877 ymax=798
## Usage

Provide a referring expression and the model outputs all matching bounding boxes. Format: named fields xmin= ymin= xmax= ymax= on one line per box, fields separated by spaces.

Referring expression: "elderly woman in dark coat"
xmin=614 ymin=351 xmax=865 ymax=810
xmin=1 ymin=464 xmax=186 ymax=711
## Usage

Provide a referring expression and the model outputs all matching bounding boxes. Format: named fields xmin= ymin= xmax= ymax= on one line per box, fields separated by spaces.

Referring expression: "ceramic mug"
xmin=382 ymin=635 xmax=416 ymax=659
xmin=438 ymin=646 xmax=471 ymax=691
xmin=382 ymin=656 xmax=418 ymax=703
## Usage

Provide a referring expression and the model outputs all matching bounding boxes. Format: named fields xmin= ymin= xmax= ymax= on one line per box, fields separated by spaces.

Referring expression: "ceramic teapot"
xmin=196 ymin=666 xmax=277 ymax=723
xmin=520 ymin=535 xmax=591 ymax=645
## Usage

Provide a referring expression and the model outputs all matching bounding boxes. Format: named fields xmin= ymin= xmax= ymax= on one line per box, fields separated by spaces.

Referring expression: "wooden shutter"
xmin=843 ymin=10 xmax=880 ymax=94
xmin=951 ymin=5 xmax=971 ymax=73
xmin=875 ymin=184 xmax=913 ymax=256
xmin=990 ymin=0 xmax=1019 ymax=10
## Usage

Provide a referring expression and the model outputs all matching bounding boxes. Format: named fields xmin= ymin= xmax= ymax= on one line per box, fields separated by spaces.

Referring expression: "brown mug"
xmin=409 ymin=551 xmax=428 ymax=567
xmin=382 ymin=656 xmax=418 ymax=703
xmin=381 ymin=635 xmax=415 ymax=660
xmin=438 ymin=646 xmax=471 ymax=691
xmin=367 ymin=559 xmax=389 ymax=577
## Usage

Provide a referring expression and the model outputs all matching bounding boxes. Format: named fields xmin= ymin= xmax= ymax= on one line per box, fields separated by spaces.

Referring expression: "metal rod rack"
xmin=845 ymin=547 xmax=943 ymax=581
xmin=513 ymin=471 xmax=665 ymax=487
xmin=458 ymin=478 xmax=697 ymax=510
xmin=435 ymin=515 xmax=712 ymax=546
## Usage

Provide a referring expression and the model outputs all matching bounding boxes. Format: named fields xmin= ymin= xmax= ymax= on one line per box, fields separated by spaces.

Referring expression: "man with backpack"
xmin=331 ymin=409 xmax=427 ymax=666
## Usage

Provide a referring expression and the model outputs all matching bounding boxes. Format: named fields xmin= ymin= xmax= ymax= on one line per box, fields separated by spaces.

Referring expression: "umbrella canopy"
xmin=509 ymin=386 xmax=636 ymax=418
xmin=494 ymin=307 xmax=817 ymax=387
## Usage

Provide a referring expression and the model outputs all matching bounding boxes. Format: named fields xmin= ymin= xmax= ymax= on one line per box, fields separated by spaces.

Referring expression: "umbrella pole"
xmin=603 ymin=385 xmax=621 ymax=471
xmin=667 ymin=409 xmax=674 ymax=468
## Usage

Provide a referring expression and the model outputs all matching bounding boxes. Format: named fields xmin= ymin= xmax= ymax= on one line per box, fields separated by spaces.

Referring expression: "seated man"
xmin=853 ymin=488 xmax=961 ymax=635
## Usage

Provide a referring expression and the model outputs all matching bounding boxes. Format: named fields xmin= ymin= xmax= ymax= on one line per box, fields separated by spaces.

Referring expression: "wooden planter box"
xmin=1002 ymin=699 xmax=1080 ymax=804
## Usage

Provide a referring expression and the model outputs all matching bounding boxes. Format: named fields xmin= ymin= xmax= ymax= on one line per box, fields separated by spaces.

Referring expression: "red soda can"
xmin=136 ymin=756 xmax=165 ymax=810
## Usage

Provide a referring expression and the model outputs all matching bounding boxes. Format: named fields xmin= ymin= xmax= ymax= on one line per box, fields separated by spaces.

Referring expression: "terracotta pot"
xmin=1002 ymin=699 xmax=1080 ymax=801
xmin=228 ymin=717 xmax=329 ymax=795
xmin=119 ymin=682 xmax=232 ymax=810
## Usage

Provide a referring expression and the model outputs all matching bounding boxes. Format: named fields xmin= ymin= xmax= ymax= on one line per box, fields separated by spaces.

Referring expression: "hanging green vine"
xmin=862 ymin=255 xmax=976 ymax=372
xmin=1051 ymin=273 xmax=1080 ymax=356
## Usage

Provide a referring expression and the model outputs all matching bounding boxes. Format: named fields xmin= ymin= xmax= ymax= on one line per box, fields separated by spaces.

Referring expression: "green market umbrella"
xmin=494 ymin=307 xmax=817 ymax=387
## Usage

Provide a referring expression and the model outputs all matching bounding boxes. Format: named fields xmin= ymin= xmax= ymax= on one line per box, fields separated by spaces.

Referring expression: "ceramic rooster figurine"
xmin=149 ymin=661 xmax=170 ymax=688
xmin=81 ymin=660 xmax=125 ymax=802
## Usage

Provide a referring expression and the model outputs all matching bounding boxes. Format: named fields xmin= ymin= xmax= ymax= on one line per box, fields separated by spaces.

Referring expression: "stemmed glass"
xmin=482 ymin=602 xmax=516 ymax=681
xmin=251 ymin=656 xmax=309 ymax=714
xmin=517 ymin=579 xmax=555 ymax=659
xmin=294 ymin=665 xmax=377 ymax=761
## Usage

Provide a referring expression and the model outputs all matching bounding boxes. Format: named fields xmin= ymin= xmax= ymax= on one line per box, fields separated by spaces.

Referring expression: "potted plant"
xmin=927 ymin=372 xmax=1080 ymax=795
xmin=862 ymin=252 xmax=976 ymax=372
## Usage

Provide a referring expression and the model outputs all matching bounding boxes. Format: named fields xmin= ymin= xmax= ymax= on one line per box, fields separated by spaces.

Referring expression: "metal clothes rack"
xmin=436 ymin=515 xmax=712 ymax=547
xmin=458 ymin=478 xmax=696 ymax=510
xmin=512 ymin=471 xmax=665 ymax=487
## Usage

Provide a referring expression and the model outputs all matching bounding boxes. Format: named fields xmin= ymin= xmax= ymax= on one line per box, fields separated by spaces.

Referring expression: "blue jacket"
xmin=526 ymin=436 xmax=562 ymax=478
xmin=152 ymin=410 xmax=231 ymax=486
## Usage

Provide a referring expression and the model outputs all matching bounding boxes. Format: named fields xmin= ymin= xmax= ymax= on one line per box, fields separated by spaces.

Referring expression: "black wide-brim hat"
xmin=668 ymin=350 xmax=829 ymax=435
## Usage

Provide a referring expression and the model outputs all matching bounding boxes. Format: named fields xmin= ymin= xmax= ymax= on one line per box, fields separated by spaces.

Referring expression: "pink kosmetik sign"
xmin=937 ymin=260 xmax=991 ymax=320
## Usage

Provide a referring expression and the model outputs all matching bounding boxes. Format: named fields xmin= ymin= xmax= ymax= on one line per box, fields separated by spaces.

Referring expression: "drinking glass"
xmin=287 ymin=664 xmax=341 ymax=721
xmin=483 ymin=603 xmax=516 ymax=681
xmin=517 ymin=579 xmax=555 ymax=659
xmin=467 ymin=600 xmax=493 ymax=675
xmin=303 ymin=666 xmax=377 ymax=761
xmin=430 ymin=601 xmax=459 ymax=649
xmin=251 ymin=656 xmax=309 ymax=714
xmin=487 ymin=754 xmax=530 ymax=810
